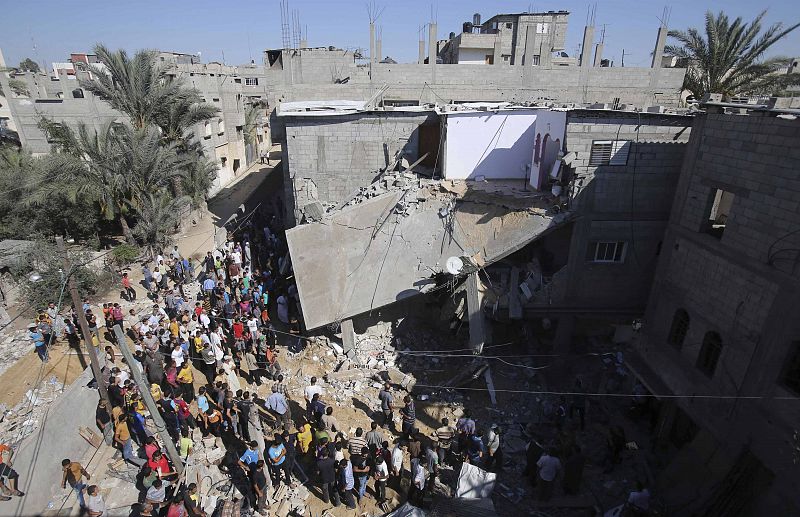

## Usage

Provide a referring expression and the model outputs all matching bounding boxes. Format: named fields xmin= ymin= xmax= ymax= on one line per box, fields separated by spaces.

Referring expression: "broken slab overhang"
xmin=286 ymin=182 xmax=571 ymax=330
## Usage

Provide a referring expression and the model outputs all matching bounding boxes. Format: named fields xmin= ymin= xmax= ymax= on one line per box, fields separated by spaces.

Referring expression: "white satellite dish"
xmin=445 ymin=256 xmax=464 ymax=275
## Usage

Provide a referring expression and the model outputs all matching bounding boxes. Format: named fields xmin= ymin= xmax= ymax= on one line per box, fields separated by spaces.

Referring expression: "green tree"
xmin=666 ymin=11 xmax=800 ymax=99
xmin=18 ymin=58 xmax=40 ymax=72
xmin=132 ymin=192 xmax=189 ymax=259
xmin=33 ymin=122 xmax=187 ymax=245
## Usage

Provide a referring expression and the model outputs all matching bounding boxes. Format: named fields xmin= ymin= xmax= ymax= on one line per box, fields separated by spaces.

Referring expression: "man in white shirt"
xmin=536 ymin=449 xmax=562 ymax=501
xmin=152 ymin=268 xmax=163 ymax=290
xmin=85 ymin=485 xmax=106 ymax=517
xmin=199 ymin=311 xmax=211 ymax=329
xmin=391 ymin=441 xmax=406 ymax=479
xmin=304 ymin=377 xmax=324 ymax=419
xmin=231 ymin=250 xmax=242 ymax=266
xmin=247 ymin=315 xmax=259 ymax=340
xmin=171 ymin=343 xmax=185 ymax=368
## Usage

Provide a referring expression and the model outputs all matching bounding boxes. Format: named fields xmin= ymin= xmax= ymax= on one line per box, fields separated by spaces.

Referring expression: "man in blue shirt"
xmin=238 ymin=441 xmax=260 ymax=473
xmin=266 ymin=386 xmax=292 ymax=429
xmin=268 ymin=434 xmax=293 ymax=487
xmin=29 ymin=324 xmax=47 ymax=362
xmin=202 ymin=276 xmax=215 ymax=299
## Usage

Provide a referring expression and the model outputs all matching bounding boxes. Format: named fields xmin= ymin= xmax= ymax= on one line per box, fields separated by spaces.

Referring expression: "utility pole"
xmin=112 ymin=325 xmax=184 ymax=473
xmin=56 ymin=236 xmax=109 ymax=405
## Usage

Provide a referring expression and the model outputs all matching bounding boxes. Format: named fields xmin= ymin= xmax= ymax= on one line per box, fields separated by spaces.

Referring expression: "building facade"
xmin=634 ymin=107 xmax=800 ymax=516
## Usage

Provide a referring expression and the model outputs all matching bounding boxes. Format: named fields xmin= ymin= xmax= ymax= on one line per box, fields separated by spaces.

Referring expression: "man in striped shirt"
xmin=435 ymin=418 xmax=455 ymax=465
xmin=348 ymin=428 xmax=367 ymax=457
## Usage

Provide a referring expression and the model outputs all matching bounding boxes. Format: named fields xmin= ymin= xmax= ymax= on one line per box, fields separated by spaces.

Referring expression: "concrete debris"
xmin=0 ymin=375 xmax=62 ymax=446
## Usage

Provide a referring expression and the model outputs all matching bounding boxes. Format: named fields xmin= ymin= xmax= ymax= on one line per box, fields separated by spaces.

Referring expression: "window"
xmin=781 ymin=342 xmax=800 ymax=395
xmin=204 ymin=121 xmax=212 ymax=138
xmin=502 ymin=54 xmax=510 ymax=62
xmin=697 ymin=331 xmax=722 ymax=378
xmin=589 ymin=140 xmax=631 ymax=166
xmin=485 ymin=54 xmax=494 ymax=65
xmin=71 ymin=88 xmax=84 ymax=99
xmin=536 ymin=23 xmax=549 ymax=34
xmin=212 ymin=98 xmax=220 ymax=102
xmin=245 ymin=77 xmax=259 ymax=86
xmin=667 ymin=309 xmax=690 ymax=349
xmin=234 ymin=78 xmax=242 ymax=84
xmin=233 ymin=159 xmax=241 ymax=173
xmin=531 ymin=55 xmax=540 ymax=66
xmin=217 ymin=118 xmax=225 ymax=135
xmin=220 ymin=157 xmax=227 ymax=167
xmin=703 ymin=188 xmax=734 ymax=239
xmin=505 ymin=22 xmax=513 ymax=29
xmin=587 ymin=241 xmax=627 ymax=263
xmin=236 ymin=125 xmax=243 ymax=138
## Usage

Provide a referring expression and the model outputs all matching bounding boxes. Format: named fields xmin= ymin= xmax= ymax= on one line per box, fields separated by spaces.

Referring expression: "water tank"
xmin=463 ymin=22 xmax=473 ymax=34
xmin=449 ymin=31 xmax=456 ymax=40
xmin=473 ymin=13 xmax=481 ymax=27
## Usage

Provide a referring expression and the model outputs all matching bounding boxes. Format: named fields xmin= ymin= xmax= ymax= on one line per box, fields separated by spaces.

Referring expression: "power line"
xmin=413 ymin=383 xmax=800 ymax=401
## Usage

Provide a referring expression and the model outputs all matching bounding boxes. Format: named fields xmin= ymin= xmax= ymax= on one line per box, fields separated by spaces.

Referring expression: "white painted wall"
xmin=528 ymin=110 xmax=566 ymax=190
xmin=458 ymin=48 xmax=492 ymax=64
xmin=444 ymin=110 xmax=540 ymax=180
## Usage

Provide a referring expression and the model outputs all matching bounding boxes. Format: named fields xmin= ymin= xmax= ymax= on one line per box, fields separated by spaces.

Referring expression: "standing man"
xmin=0 ymin=445 xmax=23 ymax=498
xmin=316 ymin=448 xmax=339 ymax=507
xmin=268 ymin=434 xmax=293 ymax=488
xmin=61 ymin=459 xmax=91 ymax=510
xmin=29 ymin=323 xmax=47 ymax=363
xmin=85 ymin=485 xmax=106 ymax=517
xmin=373 ymin=454 xmax=389 ymax=505
xmin=304 ymin=377 xmax=323 ymax=422
xmin=536 ymin=448 xmax=562 ymax=501
xmin=400 ymin=395 xmax=416 ymax=439
xmin=266 ymin=385 xmax=292 ymax=430
xmin=435 ymin=417 xmax=455 ymax=466
xmin=378 ymin=383 xmax=394 ymax=432
xmin=484 ymin=424 xmax=503 ymax=472
xmin=95 ymin=400 xmax=113 ymax=446
xmin=365 ymin=422 xmax=384 ymax=449
xmin=337 ymin=458 xmax=356 ymax=509
xmin=114 ymin=413 xmax=145 ymax=467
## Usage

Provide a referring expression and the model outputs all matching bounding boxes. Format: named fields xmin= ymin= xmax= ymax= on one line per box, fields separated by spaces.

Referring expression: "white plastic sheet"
xmin=455 ymin=462 xmax=497 ymax=499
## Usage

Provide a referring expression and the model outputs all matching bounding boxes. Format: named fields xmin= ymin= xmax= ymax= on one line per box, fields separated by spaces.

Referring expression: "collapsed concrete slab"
xmin=286 ymin=179 xmax=570 ymax=329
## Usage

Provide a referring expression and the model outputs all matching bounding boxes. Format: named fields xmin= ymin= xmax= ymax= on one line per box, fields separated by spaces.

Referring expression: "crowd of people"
xmin=15 ymin=199 xmax=653 ymax=517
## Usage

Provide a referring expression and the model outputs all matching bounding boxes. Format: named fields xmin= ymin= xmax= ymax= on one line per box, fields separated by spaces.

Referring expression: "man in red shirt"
xmin=121 ymin=272 xmax=136 ymax=301
xmin=148 ymin=451 xmax=177 ymax=481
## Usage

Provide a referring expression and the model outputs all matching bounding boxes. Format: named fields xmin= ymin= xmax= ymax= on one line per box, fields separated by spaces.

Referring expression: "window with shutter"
xmin=586 ymin=241 xmax=627 ymax=263
xmin=589 ymin=140 xmax=631 ymax=166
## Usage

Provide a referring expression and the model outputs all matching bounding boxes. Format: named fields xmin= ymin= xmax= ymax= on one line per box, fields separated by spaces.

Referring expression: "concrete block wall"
xmin=558 ymin=111 xmax=693 ymax=310
xmin=638 ymin=112 xmax=800 ymax=516
xmin=674 ymin=113 xmax=800 ymax=271
xmin=284 ymin=112 xmax=438 ymax=221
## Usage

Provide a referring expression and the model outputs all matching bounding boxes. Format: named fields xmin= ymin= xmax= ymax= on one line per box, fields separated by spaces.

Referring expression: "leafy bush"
xmin=110 ymin=243 xmax=141 ymax=268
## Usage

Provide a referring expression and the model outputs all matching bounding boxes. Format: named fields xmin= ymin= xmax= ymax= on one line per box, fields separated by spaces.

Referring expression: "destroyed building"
xmin=630 ymin=105 xmax=800 ymax=516
xmin=279 ymin=102 xmax=693 ymax=342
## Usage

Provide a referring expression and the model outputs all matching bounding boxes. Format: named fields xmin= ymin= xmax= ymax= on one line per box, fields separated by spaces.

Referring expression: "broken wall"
xmin=283 ymin=111 xmax=438 ymax=222
xmin=443 ymin=109 xmax=564 ymax=182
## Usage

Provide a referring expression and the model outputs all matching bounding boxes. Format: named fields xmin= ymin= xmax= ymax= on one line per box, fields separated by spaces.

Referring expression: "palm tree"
xmin=666 ymin=11 xmax=800 ymax=100
xmin=33 ymin=122 xmax=187 ymax=244
xmin=132 ymin=192 xmax=189 ymax=260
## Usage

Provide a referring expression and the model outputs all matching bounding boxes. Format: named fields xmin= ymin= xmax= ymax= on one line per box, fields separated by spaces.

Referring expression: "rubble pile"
xmin=0 ymin=375 xmax=62 ymax=445
xmin=0 ymin=328 xmax=38 ymax=376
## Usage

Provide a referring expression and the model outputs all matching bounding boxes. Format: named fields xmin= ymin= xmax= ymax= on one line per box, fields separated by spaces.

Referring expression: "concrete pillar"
xmin=0 ymin=47 xmax=6 ymax=68
xmin=369 ymin=22 xmax=376 ymax=67
xmin=580 ymin=26 xmax=594 ymax=67
xmin=299 ymin=39 xmax=307 ymax=49
xmin=428 ymin=22 xmax=437 ymax=83
xmin=418 ymin=38 xmax=425 ymax=64
xmin=376 ymin=39 xmax=382 ymax=63
xmin=593 ymin=43 xmax=604 ymax=66
xmin=493 ymin=37 xmax=502 ymax=65
xmin=341 ymin=319 xmax=356 ymax=358
xmin=651 ymin=26 xmax=668 ymax=68
xmin=523 ymin=25 xmax=536 ymax=83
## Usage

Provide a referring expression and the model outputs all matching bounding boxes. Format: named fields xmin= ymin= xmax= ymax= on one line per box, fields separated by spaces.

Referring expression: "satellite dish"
xmin=445 ymin=256 xmax=464 ymax=275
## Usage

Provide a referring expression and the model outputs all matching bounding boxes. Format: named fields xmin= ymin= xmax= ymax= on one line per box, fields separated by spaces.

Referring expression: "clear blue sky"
xmin=1 ymin=0 xmax=798 ymax=69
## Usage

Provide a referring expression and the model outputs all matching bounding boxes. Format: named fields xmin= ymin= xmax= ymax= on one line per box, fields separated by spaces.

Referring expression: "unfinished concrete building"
xmin=279 ymin=103 xmax=693 ymax=343
xmin=0 ymin=51 xmax=272 ymax=194
xmin=439 ymin=11 xmax=571 ymax=66
xmin=630 ymin=105 xmax=800 ymax=516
